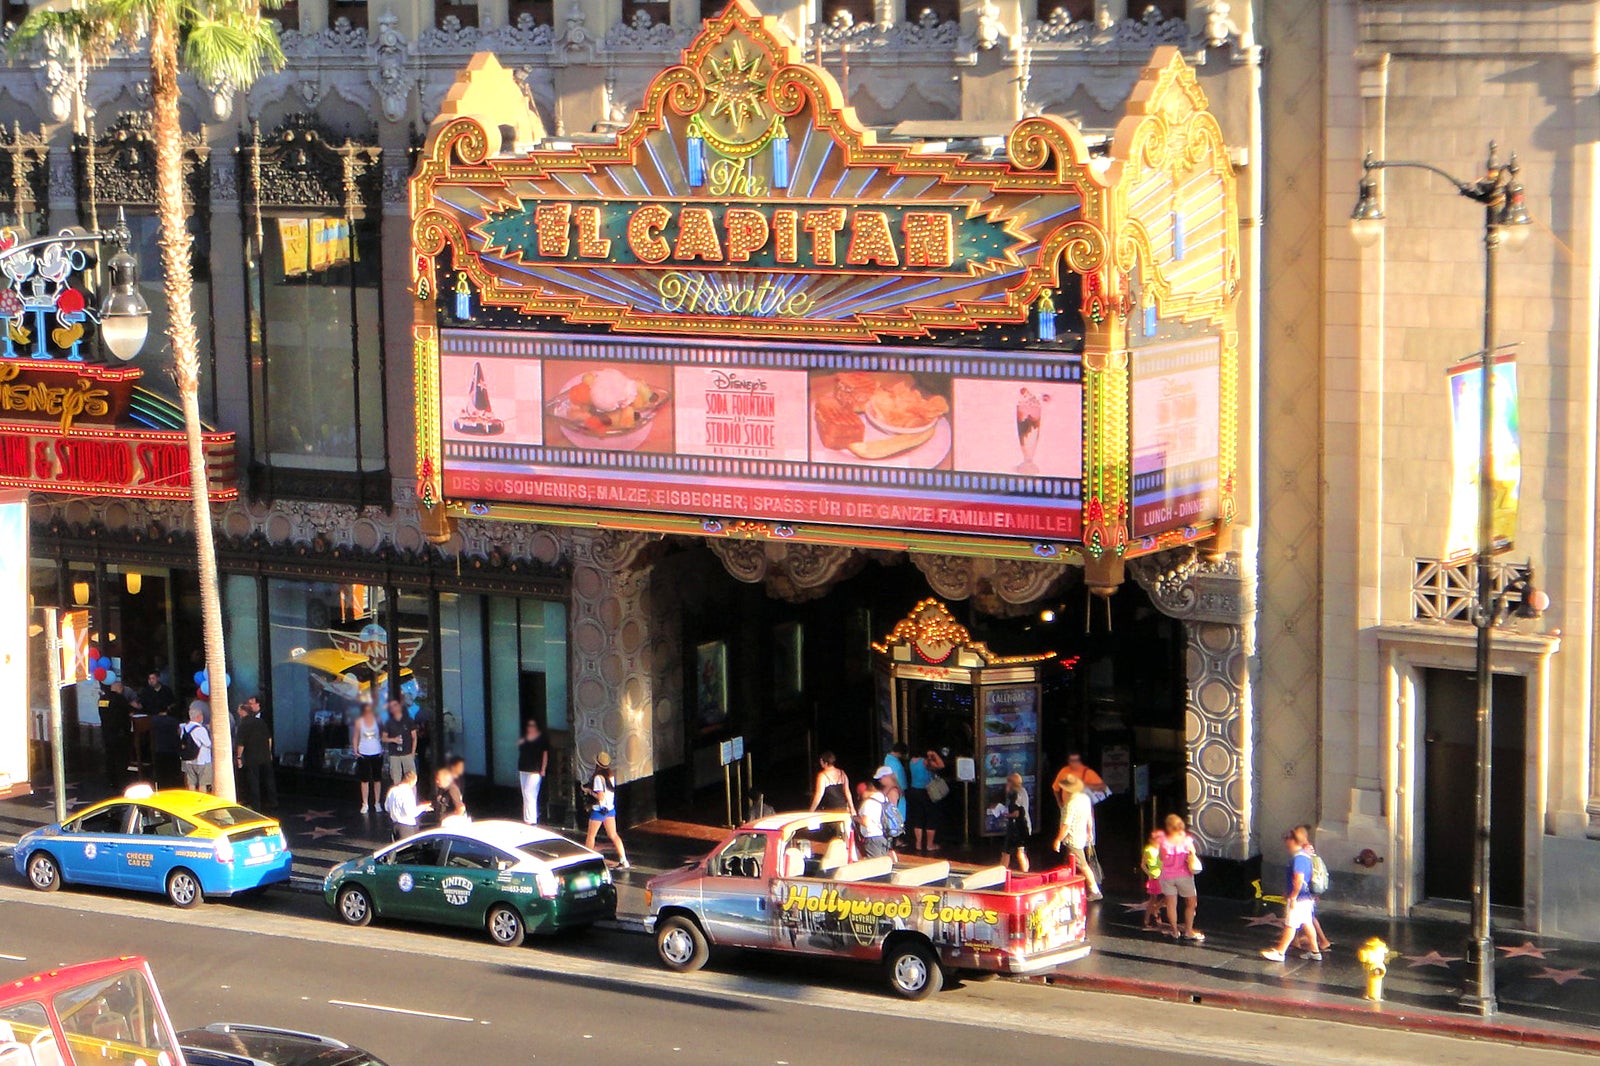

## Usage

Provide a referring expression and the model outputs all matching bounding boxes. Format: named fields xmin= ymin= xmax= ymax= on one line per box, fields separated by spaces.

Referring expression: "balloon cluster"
xmin=193 ymin=668 xmax=232 ymax=698
xmin=89 ymin=648 xmax=116 ymax=685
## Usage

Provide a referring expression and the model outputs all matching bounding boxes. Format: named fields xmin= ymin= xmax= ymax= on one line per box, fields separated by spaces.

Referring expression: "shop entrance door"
xmin=1421 ymin=668 xmax=1525 ymax=905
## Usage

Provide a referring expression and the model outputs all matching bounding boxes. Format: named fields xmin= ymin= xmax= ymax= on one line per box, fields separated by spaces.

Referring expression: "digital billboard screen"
xmin=437 ymin=330 xmax=1082 ymax=542
xmin=1130 ymin=336 xmax=1223 ymax=538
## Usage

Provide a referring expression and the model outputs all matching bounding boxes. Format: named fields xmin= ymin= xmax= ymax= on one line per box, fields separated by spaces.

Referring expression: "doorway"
xmin=1421 ymin=668 xmax=1526 ymax=905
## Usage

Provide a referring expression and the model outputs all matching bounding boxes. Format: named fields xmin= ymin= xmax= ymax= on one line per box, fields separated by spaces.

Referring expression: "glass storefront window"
xmin=249 ymin=580 xmax=566 ymax=787
xmin=438 ymin=593 xmax=485 ymax=775
xmin=266 ymin=579 xmax=389 ymax=772
xmin=222 ymin=574 xmax=262 ymax=707
xmin=248 ymin=214 xmax=384 ymax=473
xmin=487 ymin=597 xmax=568 ymax=787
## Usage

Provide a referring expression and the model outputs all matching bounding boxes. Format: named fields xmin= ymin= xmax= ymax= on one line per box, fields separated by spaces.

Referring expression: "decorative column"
xmin=1130 ymin=549 xmax=1258 ymax=858
xmin=568 ymin=529 xmax=662 ymax=785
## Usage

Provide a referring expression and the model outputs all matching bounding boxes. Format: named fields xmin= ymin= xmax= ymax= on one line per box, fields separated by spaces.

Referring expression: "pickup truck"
xmin=644 ymin=811 xmax=1090 ymax=999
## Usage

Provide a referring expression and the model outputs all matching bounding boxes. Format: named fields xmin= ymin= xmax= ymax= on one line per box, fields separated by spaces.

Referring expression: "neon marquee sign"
xmin=411 ymin=3 xmax=1102 ymax=342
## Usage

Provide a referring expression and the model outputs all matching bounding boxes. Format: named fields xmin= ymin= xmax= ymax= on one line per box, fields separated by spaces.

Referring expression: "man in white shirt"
xmin=385 ymin=770 xmax=427 ymax=839
xmin=180 ymin=704 xmax=213 ymax=793
xmin=856 ymin=775 xmax=891 ymax=858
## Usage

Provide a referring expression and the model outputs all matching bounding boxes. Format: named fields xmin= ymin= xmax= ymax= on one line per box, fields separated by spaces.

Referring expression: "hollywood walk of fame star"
xmin=305 ymin=825 xmax=344 ymax=839
xmin=1121 ymin=901 xmax=1153 ymax=915
xmin=1497 ymin=941 xmax=1551 ymax=960
xmin=1529 ymin=966 xmax=1591 ymax=986
xmin=1405 ymin=950 xmax=1463 ymax=969
xmin=297 ymin=809 xmax=335 ymax=822
xmin=1241 ymin=913 xmax=1284 ymax=927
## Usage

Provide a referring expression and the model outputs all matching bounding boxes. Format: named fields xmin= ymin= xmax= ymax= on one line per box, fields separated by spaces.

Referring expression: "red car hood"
xmin=646 ymin=858 xmax=708 ymax=892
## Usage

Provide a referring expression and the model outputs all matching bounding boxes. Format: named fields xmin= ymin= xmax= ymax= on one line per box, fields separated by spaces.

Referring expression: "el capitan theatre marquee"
xmin=410 ymin=1 xmax=1240 ymax=573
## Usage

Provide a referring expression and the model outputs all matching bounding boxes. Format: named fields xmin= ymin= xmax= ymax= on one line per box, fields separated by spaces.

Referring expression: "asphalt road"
xmin=0 ymin=881 xmax=1592 ymax=1066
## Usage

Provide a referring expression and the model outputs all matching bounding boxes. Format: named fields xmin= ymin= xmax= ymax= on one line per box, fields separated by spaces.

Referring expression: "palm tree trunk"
xmin=150 ymin=8 xmax=235 ymax=801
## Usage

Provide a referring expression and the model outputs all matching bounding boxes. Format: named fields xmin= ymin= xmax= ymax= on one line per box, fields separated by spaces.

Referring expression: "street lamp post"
xmin=1350 ymin=142 xmax=1531 ymax=1017
xmin=6 ymin=218 xmax=150 ymax=819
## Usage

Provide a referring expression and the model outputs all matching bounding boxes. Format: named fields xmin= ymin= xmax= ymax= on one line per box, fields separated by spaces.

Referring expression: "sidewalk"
xmin=3 ymin=787 xmax=1598 ymax=1049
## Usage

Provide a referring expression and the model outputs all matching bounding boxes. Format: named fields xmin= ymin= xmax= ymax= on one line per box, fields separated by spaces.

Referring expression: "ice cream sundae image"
xmin=547 ymin=366 xmax=670 ymax=449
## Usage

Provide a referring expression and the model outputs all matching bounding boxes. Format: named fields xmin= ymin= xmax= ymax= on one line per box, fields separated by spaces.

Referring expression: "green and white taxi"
xmin=322 ymin=820 xmax=617 ymax=946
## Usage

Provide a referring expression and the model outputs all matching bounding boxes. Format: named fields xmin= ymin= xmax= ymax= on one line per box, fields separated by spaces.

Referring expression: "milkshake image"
xmin=1016 ymin=388 xmax=1042 ymax=473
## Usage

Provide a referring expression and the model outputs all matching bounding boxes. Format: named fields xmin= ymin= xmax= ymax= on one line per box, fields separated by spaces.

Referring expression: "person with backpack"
xmin=856 ymin=772 xmax=896 ymax=859
xmin=1262 ymin=830 xmax=1319 ymax=962
xmin=1294 ymin=824 xmax=1334 ymax=954
xmin=179 ymin=703 xmax=213 ymax=793
xmin=873 ymin=764 xmax=905 ymax=846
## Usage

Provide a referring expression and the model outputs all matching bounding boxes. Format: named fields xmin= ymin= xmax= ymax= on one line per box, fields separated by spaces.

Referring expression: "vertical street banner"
xmin=1445 ymin=354 xmax=1520 ymax=560
xmin=59 ymin=609 xmax=90 ymax=684
xmin=0 ymin=492 xmax=28 ymax=794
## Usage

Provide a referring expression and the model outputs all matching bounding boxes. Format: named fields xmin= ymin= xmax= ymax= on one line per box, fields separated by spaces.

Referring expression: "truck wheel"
xmin=885 ymin=941 xmax=943 ymax=1000
xmin=656 ymin=915 xmax=710 ymax=973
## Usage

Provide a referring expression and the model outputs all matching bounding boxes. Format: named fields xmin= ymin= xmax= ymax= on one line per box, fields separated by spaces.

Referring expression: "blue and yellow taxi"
xmin=13 ymin=786 xmax=293 ymax=907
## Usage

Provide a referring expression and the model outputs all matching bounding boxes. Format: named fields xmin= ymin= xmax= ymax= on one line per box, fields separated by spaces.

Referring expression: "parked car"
xmin=323 ymin=819 xmax=616 ymax=946
xmin=180 ymin=1023 xmax=391 ymax=1066
xmin=0 ymin=957 xmax=184 ymax=1066
xmin=13 ymin=785 xmax=293 ymax=907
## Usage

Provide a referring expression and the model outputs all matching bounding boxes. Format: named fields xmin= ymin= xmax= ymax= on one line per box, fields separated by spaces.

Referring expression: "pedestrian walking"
xmin=906 ymin=747 xmax=946 ymax=853
xmin=884 ymin=743 xmax=911 ymax=830
xmin=1001 ymin=772 xmax=1032 ymax=871
xmin=150 ymin=707 xmax=183 ymax=790
xmin=384 ymin=770 xmax=426 ymax=839
xmin=100 ymin=678 xmax=135 ymax=790
xmin=1140 ymin=827 xmax=1167 ymax=931
xmin=234 ymin=700 xmax=277 ymax=810
xmin=179 ymin=704 xmax=213 ymax=793
xmin=583 ymin=752 xmax=630 ymax=869
xmin=381 ymin=699 xmax=418 ymax=790
xmin=856 ymin=775 xmax=891 ymax=859
xmin=1262 ymin=830 xmax=1318 ymax=962
xmin=517 ymin=720 xmax=549 ymax=824
xmin=1051 ymin=773 xmax=1103 ymax=901
xmin=1158 ymin=814 xmax=1205 ymax=941
xmin=809 ymin=752 xmax=854 ymax=814
xmin=351 ymin=702 xmax=384 ymax=813
xmin=1294 ymin=824 xmax=1333 ymax=953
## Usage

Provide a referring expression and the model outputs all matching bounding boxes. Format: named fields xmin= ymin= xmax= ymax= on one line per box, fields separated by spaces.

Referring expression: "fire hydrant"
xmin=1359 ymin=937 xmax=1396 ymax=1001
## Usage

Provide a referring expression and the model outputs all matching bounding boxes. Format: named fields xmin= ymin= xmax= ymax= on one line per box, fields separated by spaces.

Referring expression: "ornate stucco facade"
xmin=7 ymin=0 xmax=1277 ymax=876
xmin=1277 ymin=0 xmax=1600 ymax=938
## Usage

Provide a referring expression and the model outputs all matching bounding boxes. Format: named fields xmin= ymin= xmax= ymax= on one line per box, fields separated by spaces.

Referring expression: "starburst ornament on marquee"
xmin=704 ymin=40 xmax=768 ymax=133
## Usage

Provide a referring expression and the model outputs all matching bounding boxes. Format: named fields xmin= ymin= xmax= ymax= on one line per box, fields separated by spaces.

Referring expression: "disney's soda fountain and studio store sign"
xmin=0 ymin=231 xmax=235 ymax=501
xmin=409 ymin=1 xmax=1240 ymax=579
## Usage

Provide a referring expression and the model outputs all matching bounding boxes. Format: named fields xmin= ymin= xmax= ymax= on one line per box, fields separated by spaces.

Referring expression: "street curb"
xmin=1028 ymin=970 xmax=1600 ymax=1053
xmin=61 ymin=855 xmax=1600 ymax=1050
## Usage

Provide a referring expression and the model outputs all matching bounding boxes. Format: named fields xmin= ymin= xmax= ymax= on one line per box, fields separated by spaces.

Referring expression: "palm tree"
xmin=14 ymin=0 xmax=284 ymax=801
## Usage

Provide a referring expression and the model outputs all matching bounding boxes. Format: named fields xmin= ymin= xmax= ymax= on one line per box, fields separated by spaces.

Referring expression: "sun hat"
xmin=595 ymin=752 xmax=612 ymax=767
xmin=1061 ymin=773 xmax=1085 ymax=794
